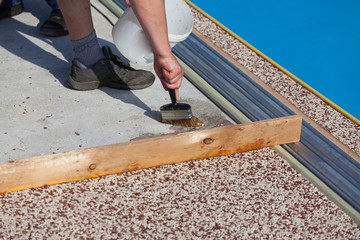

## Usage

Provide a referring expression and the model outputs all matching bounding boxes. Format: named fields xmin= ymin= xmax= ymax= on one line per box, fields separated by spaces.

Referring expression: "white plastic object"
xmin=112 ymin=0 xmax=193 ymax=68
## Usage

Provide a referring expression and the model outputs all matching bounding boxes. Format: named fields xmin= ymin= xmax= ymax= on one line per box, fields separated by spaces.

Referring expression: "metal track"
xmin=173 ymin=34 xmax=360 ymax=213
xmin=103 ymin=0 xmax=360 ymax=220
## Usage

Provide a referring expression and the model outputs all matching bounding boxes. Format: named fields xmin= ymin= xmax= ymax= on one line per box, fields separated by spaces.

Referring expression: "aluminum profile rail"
xmin=102 ymin=0 xmax=360 ymax=222
xmin=173 ymin=34 xmax=360 ymax=213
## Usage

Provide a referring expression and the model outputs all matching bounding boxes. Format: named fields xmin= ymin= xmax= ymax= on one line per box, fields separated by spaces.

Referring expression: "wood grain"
xmin=0 ymin=116 xmax=302 ymax=193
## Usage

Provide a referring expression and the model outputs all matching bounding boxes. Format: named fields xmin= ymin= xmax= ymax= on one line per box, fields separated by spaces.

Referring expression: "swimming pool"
xmin=190 ymin=0 xmax=360 ymax=120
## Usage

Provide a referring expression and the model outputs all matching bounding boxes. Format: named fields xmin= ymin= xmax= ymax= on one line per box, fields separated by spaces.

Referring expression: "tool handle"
xmin=169 ymin=89 xmax=177 ymax=105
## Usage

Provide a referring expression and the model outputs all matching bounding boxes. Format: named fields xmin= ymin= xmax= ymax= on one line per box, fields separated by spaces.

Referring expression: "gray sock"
xmin=71 ymin=30 xmax=104 ymax=68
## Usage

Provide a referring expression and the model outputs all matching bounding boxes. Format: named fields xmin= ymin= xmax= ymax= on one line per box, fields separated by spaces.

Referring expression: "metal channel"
xmin=173 ymin=34 xmax=360 ymax=213
xmin=101 ymin=0 xmax=360 ymax=222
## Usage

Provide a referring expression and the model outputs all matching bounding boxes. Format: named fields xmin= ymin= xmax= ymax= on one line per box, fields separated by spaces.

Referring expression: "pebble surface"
xmin=1 ymin=149 xmax=359 ymax=239
xmin=1 ymin=3 xmax=360 ymax=239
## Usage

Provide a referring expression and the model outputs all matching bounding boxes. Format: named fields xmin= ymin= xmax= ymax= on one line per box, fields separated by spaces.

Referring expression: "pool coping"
xmin=0 ymin=1 xmax=359 ymax=237
xmin=193 ymin=29 xmax=359 ymax=163
xmin=99 ymin=0 xmax=360 ymax=223
xmin=186 ymin=0 xmax=360 ymax=126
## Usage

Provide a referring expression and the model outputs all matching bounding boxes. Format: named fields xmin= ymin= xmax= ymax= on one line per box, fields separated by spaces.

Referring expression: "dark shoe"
xmin=40 ymin=9 xmax=68 ymax=37
xmin=0 ymin=3 xmax=24 ymax=20
xmin=67 ymin=46 xmax=155 ymax=90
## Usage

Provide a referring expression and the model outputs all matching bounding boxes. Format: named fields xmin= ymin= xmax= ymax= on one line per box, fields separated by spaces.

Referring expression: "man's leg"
xmin=57 ymin=0 xmax=103 ymax=67
xmin=57 ymin=0 xmax=155 ymax=91
xmin=57 ymin=0 xmax=93 ymax=41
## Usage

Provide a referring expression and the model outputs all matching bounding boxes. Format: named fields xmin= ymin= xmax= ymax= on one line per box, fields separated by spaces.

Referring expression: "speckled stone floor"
xmin=0 ymin=1 xmax=359 ymax=239
xmin=1 ymin=149 xmax=359 ymax=239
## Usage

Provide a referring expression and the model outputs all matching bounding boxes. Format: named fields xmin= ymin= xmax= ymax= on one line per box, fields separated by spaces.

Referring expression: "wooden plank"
xmin=0 ymin=115 xmax=302 ymax=193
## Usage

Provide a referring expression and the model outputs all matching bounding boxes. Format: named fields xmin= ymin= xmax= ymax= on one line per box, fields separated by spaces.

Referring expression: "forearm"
xmin=129 ymin=0 xmax=172 ymax=58
xmin=129 ymin=0 xmax=183 ymax=93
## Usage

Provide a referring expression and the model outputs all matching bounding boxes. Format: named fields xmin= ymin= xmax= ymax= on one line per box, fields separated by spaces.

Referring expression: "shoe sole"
xmin=67 ymin=76 xmax=155 ymax=91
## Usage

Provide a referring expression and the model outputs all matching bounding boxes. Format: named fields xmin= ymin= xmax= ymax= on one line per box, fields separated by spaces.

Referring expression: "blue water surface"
xmin=191 ymin=0 xmax=360 ymax=119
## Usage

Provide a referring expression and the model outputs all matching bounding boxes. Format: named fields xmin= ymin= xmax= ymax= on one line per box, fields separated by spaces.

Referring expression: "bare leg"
xmin=56 ymin=0 xmax=93 ymax=41
xmin=57 ymin=0 xmax=155 ymax=92
xmin=57 ymin=0 xmax=104 ymax=67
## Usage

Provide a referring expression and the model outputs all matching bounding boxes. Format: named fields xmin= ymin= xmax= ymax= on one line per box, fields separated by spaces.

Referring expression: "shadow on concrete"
xmin=101 ymin=87 xmax=162 ymax=121
xmin=0 ymin=2 xmax=71 ymax=85
xmin=0 ymin=1 xmax=159 ymax=121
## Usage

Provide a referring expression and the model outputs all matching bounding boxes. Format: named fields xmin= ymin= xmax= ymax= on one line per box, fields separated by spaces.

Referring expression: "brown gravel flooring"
xmin=1 ymin=149 xmax=360 ymax=239
xmin=1 ymin=2 xmax=360 ymax=239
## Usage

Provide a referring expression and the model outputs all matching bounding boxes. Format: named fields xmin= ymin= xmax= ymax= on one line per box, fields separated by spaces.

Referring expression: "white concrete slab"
xmin=0 ymin=0 xmax=234 ymax=161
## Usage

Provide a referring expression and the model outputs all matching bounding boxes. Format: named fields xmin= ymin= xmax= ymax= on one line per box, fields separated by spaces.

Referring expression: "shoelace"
xmin=104 ymin=46 xmax=136 ymax=71
xmin=110 ymin=54 xmax=135 ymax=71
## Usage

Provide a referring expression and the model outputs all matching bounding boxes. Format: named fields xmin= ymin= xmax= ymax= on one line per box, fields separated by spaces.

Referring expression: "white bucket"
xmin=112 ymin=0 xmax=193 ymax=68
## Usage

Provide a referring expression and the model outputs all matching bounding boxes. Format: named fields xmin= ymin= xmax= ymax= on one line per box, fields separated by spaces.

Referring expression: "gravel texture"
xmin=1 ymin=149 xmax=359 ymax=239
xmin=0 ymin=1 xmax=359 ymax=239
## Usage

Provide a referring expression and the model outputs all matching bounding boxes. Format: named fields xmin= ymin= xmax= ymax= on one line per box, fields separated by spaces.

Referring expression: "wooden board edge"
xmin=0 ymin=115 xmax=302 ymax=193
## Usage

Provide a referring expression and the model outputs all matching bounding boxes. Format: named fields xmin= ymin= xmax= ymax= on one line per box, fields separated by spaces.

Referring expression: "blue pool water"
xmin=191 ymin=0 xmax=360 ymax=119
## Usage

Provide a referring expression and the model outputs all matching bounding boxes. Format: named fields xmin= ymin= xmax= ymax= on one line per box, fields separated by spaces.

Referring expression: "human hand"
xmin=153 ymin=54 xmax=184 ymax=99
